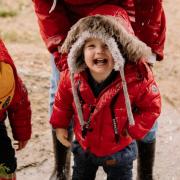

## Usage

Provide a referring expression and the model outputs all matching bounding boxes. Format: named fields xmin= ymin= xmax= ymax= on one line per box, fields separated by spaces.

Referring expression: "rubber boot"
xmin=0 ymin=172 xmax=16 ymax=180
xmin=137 ymin=140 xmax=156 ymax=180
xmin=49 ymin=129 xmax=73 ymax=180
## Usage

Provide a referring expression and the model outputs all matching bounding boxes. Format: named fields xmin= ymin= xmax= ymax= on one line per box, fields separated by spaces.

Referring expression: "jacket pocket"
xmin=108 ymin=141 xmax=137 ymax=165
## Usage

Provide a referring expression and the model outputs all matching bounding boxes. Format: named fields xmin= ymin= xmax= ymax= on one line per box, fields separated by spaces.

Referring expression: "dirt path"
xmin=0 ymin=0 xmax=180 ymax=179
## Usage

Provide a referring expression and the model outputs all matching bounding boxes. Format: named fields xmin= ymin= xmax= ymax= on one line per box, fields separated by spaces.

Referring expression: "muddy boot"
xmin=49 ymin=129 xmax=73 ymax=180
xmin=137 ymin=140 xmax=156 ymax=180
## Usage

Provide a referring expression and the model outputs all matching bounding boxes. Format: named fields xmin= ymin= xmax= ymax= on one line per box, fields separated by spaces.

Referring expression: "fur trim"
xmin=62 ymin=15 xmax=152 ymax=72
xmin=67 ymin=31 xmax=125 ymax=73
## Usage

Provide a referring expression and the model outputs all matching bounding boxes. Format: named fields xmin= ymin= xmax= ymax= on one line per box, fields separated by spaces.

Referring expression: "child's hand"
xmin=14 ymin=140 xmax=28 ymax=151
xmin=56 ymin=128 xmax=71 ymax=147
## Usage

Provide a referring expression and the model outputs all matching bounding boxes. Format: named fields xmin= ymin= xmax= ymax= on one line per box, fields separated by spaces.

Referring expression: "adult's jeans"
xmin=142 ymin=122 xmax=158 ymax=143
xmin=49 ymin=55 xmax=60 ymax=115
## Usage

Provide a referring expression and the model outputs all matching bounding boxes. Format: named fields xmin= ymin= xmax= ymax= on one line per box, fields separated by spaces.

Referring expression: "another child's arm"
xmin=14 ymin=140 xmax=28 ymax=151
xmin=8 ymin=76 xmax=31 ymax=149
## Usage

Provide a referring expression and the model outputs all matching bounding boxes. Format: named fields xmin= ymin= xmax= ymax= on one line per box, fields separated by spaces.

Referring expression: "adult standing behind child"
xmin=32 ymin=1 xmax=166 ymax=179
xmin=0 ymin=39 xmax=31 ymax=180
xmin=50 ymin=8 xmax=161 ymax=180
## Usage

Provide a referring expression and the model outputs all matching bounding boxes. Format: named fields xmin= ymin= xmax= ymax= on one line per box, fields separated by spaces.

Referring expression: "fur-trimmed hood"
xmin=61 ymin=12 xmax=152 ymax=129
xmin=61 ymin=14 xmax=152 ymax=73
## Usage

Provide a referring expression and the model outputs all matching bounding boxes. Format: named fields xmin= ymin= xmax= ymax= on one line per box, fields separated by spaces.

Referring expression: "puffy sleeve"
xmin=50 ymin=70 xmax=74 ymax=128
xmin=127 ymin=63 xmax=161 ymax=139
xmin=32 ymin=0 xmax=71 ymax=52
xmin=8 ymin=76 xmax=32 ymax=141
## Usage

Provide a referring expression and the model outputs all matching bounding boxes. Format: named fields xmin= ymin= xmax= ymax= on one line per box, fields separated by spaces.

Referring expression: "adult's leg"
xmin=0 ymin=121 xmax=16 ymax=180
xmin=137 ymin=122 xmax=157 ymax=180
xmin=49 ymin=55 xmax=72 ymax=180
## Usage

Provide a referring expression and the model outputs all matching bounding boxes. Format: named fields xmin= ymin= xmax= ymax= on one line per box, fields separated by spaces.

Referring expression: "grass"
xmin=0 ymin=9 xmax=17 ymax=18
xmin=0 ymin=31 xmax=19 ymax=42
xmin=0 ymin=164 xmax=10 ymax=178
xmin=0 ymin=1 xmax=41 ymax=43
xmin=0 ymin=29 xmax=41 ymax=43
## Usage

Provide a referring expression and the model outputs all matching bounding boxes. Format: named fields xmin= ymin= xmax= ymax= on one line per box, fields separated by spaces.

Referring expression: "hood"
xmin=61 ymin=8 xmax=152 ymax=133
xmin=61 ymin=14 xmax=152 ymax=74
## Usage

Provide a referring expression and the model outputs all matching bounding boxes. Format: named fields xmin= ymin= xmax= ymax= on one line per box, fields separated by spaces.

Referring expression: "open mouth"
xmin=93 ymin=59 xmax=108 ymax=65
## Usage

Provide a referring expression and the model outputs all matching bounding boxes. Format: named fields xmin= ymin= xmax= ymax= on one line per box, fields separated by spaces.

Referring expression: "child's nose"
xmin=96 ymin=46 xmax=104 ymax=54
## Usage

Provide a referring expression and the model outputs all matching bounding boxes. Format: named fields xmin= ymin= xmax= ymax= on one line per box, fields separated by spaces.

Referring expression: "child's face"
xmin=83 ymin=38 xmax=114 ymax=82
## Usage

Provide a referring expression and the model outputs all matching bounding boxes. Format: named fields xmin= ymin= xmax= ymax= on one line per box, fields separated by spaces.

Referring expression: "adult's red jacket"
xmin=50 ymin=61 xmax=161 ymax=156
xmin=0 ymin=39 xmax=31 ymax=141
xmin=32 ymin=0 xmax=166 ymax=61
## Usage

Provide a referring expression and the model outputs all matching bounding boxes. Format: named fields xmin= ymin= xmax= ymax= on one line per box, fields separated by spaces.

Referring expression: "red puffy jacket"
xmin=50 ymin=60 xmax=161 ymax=156
xmin=0 ymin=39 xmax=31 ymax=141
xmin=32 ymin=0 xmax=166 ymax=64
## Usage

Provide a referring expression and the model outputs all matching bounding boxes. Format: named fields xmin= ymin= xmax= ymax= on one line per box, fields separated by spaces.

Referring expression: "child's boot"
xmin=49 ymin=130 xmax=72 ymax=180
xmin=137 ymin=140 xmax=156 ymax=180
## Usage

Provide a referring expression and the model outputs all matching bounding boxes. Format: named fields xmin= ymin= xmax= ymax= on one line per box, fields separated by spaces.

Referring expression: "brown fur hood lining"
xmin=61 ymin=15 xmax=152 ymax=73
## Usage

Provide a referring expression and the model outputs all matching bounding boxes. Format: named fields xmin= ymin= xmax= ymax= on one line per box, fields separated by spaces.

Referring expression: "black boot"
xmin=49 ymin=129 xmax=73 ymax=180
xmin=137 ymin=140 xmax=156 ymax=180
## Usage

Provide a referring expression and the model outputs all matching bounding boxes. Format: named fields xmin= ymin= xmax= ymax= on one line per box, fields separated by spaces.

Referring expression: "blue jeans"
xmin=72 ymin=141 xmax=137 ymax=180
xmin=141 ymin=122 xmax=158 ymax=143
xmin=49 ymin=55 xmax=60 ymax=115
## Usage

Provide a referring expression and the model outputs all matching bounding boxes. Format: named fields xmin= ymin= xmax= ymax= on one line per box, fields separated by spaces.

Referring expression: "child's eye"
xmin=104 ymin=44 xmax=108 ymax=49
xmin=87 ymin=44 xmax=95 ymax=48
